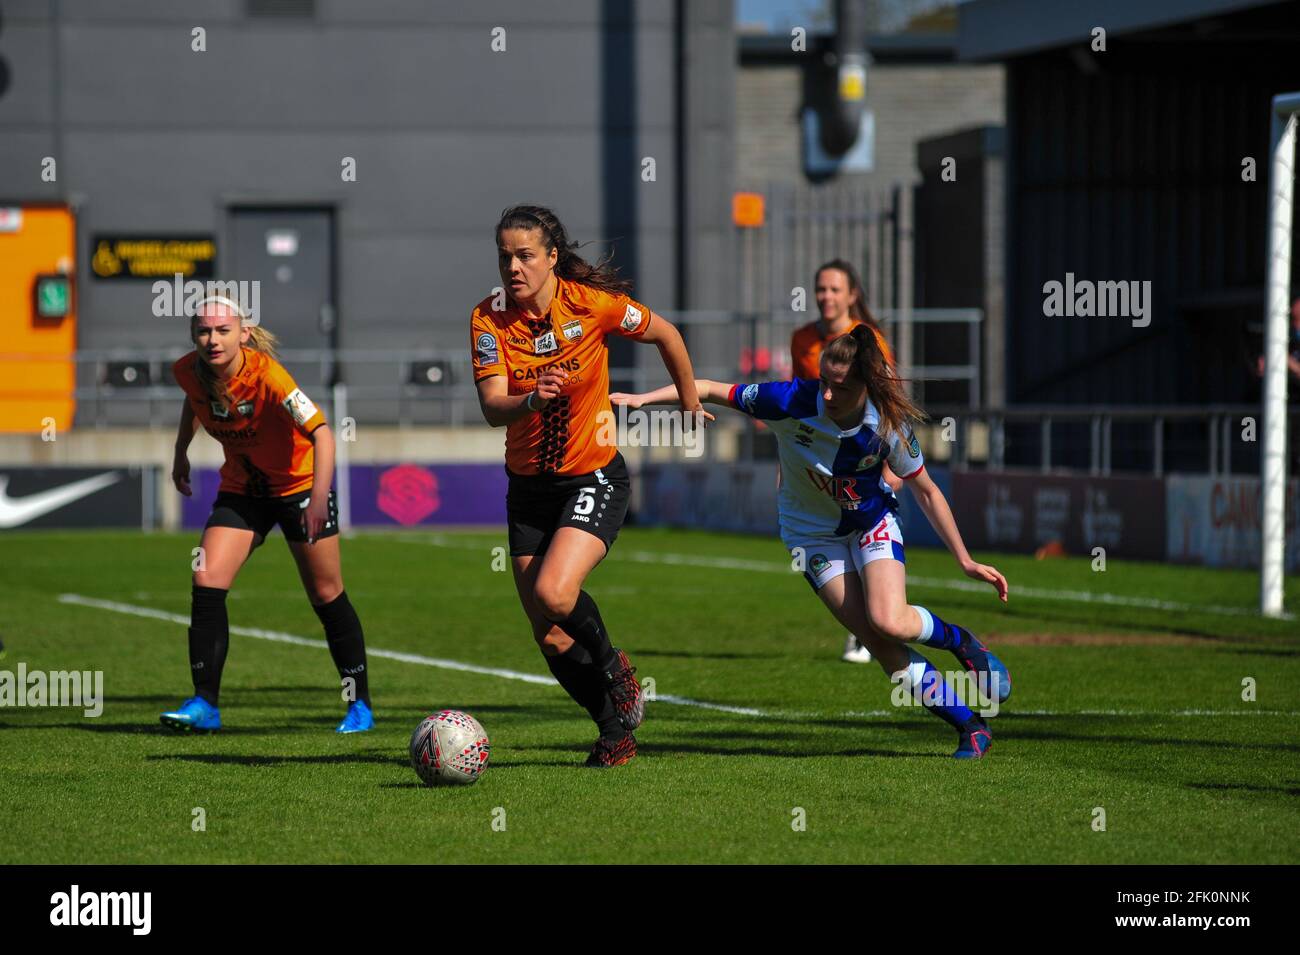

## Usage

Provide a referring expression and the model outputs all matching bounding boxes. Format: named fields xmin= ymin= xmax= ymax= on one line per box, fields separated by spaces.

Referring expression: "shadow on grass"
xmin=1209 ymin=646 xmax=1300 ymax=658
xmin=911 ymin=591 xmax=1277 ymax=644
xmin=1186 ymin=780 xmax=1300 ymax=797
xmin=0 ymin=721 xmax=273 ymax=735
xmin=631 ymin=649 xmax=784 ymax=660
xmin=993 ymin=721 xmax=1299 ymax=753
xmin=146 ymin=752 xmax=406 ymax=767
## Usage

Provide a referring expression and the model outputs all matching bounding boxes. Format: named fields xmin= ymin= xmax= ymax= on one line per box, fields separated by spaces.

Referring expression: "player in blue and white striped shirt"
xmin=613 ymin=325 xmax=1011 ymax=758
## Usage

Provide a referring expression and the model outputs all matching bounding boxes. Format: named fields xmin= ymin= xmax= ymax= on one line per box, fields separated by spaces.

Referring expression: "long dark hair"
xmin=816 ymin=258 xmax=885 ymax=342
xmin=822 ymin=324 xmax=923 ymax=442
xmin=495 ymin=204 xmax=632 ymax=296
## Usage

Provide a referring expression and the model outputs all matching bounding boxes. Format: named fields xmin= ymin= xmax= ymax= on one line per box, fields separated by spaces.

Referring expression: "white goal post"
xmin=1261 ymin=91 xmax=1299 ymax=617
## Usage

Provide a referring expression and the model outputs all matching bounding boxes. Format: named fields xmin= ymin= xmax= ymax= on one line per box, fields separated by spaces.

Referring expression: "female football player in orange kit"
xmin=161 ymin=296 xmax=372 ymax=734
xmin=471 ymin=205 xmax=706 ymax=767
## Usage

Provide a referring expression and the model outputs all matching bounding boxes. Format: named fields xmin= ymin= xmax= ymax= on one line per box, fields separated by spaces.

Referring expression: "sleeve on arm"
xmin=470 ymin=309 xmax=507 ymax=381
xmin=887 ymin=423 xmax=925 ymax=479
xmin=598 ymin=292 xmax=653 ymax=340
xmin=269 ymin=366 xmax=327 ymax=436
xmin=728 ymin=380 xmax=799 ymax=421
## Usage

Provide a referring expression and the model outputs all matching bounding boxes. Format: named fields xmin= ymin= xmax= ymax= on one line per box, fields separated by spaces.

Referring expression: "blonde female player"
xmin=614 ymin=325 xmax=1011 ymax=758
xmin=471 ymin=204 xmax=706 ymax=768
xmin=161 ymin=296 xmax=373 ymax=734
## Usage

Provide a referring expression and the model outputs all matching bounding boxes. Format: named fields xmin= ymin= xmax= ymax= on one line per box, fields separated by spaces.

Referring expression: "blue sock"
xmin=913 ymin=606 xmax=970 ymax=651
xmin=898 ymin=649 xmax=976 ymax=730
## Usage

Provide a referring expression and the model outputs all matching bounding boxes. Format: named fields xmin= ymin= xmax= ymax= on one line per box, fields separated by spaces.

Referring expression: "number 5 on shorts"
xmin=573 ymin=487 xmax=596 ymax=516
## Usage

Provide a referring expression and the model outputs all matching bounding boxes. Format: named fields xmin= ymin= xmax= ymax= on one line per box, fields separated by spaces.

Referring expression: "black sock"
xmin=543 ymin=644 xmax=623 ymax=739
xmin=548 ymin=591 xmax=617 ymax=672
xmin=312 ymin=591 xmax=370 ymax=706
xmin=189 ymin=585 xmax=229 ymax=706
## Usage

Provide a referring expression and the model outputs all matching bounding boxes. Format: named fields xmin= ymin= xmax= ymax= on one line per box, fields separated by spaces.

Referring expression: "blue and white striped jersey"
xmin=727 ymin=379 xmax=925 ymax=544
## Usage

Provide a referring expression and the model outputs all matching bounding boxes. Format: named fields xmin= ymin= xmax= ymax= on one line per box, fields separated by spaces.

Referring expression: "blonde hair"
xmin=190 ymin=297 xmax=280 ymax=412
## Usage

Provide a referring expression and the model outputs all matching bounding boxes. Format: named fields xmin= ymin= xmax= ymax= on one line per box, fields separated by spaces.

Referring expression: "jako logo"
xmin=50 ymin=885 xmax=151 ymax=935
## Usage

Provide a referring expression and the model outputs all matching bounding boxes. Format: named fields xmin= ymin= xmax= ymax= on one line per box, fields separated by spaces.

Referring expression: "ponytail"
xmin=496 ymin=204 xmax=633 ymax=296
xmin=822 ymin=324 xmax=924 ymax=442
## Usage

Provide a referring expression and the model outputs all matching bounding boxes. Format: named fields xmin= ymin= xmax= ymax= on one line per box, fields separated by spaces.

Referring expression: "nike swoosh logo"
xmin=0 ymin=472 xmax=123 ymax=528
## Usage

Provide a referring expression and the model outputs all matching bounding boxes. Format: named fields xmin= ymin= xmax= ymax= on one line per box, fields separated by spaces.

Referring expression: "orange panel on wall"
xmin=0 ymin=206 xmax=77 ymax=433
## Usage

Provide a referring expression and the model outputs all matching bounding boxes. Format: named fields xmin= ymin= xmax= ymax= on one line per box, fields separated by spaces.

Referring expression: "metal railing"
xmin=13 ymin=313 xmax=1290 ymax=478
xmin=922 ymin=404 xmax=1300 ymax=477
xmin=4 ymin=308 xmax=985 ymax=428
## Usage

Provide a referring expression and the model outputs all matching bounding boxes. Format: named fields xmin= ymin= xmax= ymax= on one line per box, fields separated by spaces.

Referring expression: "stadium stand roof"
xmin=957 ymin=0 xmax=1284 ymax=61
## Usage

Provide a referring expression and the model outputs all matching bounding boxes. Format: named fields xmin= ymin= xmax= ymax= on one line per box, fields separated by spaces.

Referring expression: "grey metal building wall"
xmin=0 ymin=0 xmax=733 ymax=373
xmin=998 ymin=2 xmax=1300 ymax=409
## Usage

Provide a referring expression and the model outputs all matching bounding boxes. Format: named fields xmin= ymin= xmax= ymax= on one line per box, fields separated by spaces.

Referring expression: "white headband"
xmin=190 ymin=295 xmax=249 ymax=320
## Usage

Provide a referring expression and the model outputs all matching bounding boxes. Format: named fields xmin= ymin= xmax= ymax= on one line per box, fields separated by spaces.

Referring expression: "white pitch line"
xmin=384 ymin=534 xmax=1294 ymax=621
xmin=55 ymin=594 xmax=767 ymax=717
xmin=55 ymin=593 xmax=1292 ymax=722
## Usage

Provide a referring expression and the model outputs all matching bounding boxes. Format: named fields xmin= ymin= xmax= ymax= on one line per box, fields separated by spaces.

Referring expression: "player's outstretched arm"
xmin=907 ymin=466 xmax=1009 ymax=603
xmin=610 ymin=379 xmax=732 ymax=411
xmin=637 ymin=314 xmax=704 ymax=416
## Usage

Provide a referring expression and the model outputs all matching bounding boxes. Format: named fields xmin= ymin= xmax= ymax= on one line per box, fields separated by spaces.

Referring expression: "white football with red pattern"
xmin=409 ymin=709 xmax=491 ymax=786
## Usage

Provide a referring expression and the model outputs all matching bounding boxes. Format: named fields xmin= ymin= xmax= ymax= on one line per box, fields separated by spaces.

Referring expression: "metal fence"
xmin=923 ymin=404 xmax=1300 ymax=477
xmin=10 ymin=307 xmax=1294 ymax=478
xmin=21 ymin=307 xmax=980 ymax=426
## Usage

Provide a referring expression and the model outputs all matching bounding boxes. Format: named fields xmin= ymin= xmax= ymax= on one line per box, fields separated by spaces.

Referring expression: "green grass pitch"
xmin=2 ymin=527 xmax=1298 ymax=864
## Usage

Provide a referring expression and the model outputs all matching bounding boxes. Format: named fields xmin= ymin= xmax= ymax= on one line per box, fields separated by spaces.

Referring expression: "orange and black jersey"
xmin=791 ymin=320 xmax=893 ymax=380
xmin=173 ymin=348 xmax=327 ymax=497
xmin=470 ymin=276 xmax=652 ymax=476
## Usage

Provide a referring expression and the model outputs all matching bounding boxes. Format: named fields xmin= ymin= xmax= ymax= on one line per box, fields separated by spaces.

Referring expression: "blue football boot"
xmin=336 ymin=699 xmax=374 ymax=734
xmin=952 ymin=629 xmax=1012 ymax=704
xmin=160 ymin=696 xmax=222 ymax=733
xmin=953 ymin=717 xmax=993 ymax=760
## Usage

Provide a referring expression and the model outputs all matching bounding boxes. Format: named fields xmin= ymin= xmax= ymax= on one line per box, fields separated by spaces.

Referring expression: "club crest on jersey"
xmin=476 ymin=332 xmax=499 ymax=365
xmin=809 ymin=553 xmax=830 ymax=575
xmin=621 ymin=304 xmax=643 ymax=332
xmin=533 ymin=330 xmax=559 ymax=354
xmin=561 ymin=320 xmax=584 ymax=342
xmin=856 ymin=453 xmax=881 ymax=471
xmin=210 ymin=401 xmax=232 ymax=420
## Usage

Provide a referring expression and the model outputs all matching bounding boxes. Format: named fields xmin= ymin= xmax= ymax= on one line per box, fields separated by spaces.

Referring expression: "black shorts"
xmin=506 ymin=452 xmax=631 ymax=557
xmin=205 ymin=488 xmax=339 ymax=545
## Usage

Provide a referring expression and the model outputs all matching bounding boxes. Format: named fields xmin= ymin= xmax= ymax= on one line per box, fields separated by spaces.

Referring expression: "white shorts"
xmin=790 ymin=512 xmax=906 ymax=592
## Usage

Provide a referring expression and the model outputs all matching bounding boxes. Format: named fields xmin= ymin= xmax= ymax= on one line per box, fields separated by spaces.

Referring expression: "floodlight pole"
xmin=1261 ymin=91 xmax=1300 ymax=617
